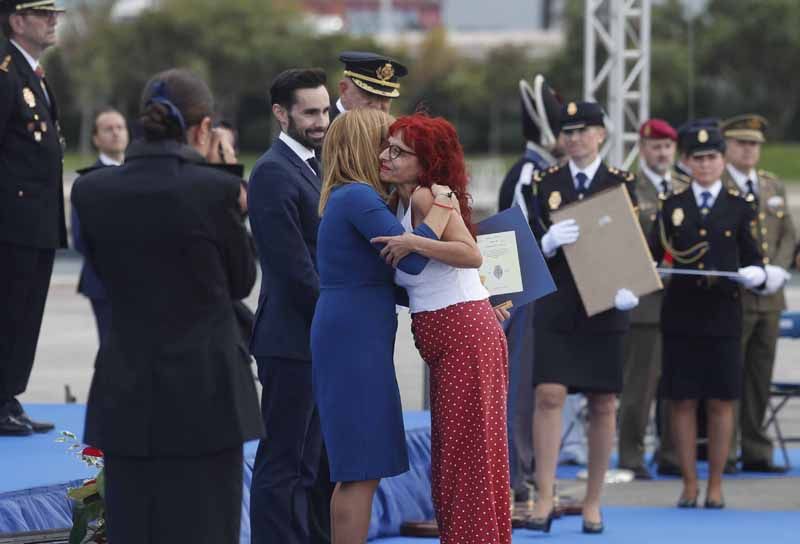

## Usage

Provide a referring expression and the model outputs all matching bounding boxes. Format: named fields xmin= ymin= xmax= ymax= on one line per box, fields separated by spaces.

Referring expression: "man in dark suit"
xmin=248 ymin=68 xmax=331 ymax=544
xmin=71 ymin=108 xmax=129 ymax=348
xmin=329 ymin=51 xmax=407 ymax=121
xmin=0 ymin=0 xmax=66 ymax=436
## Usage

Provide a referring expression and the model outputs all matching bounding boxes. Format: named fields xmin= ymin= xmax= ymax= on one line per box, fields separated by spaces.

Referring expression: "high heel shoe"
xmin=582 ymin=517 xmax=604 ymax=534
xmin=523 ymin=508 xmax=556 ymax=533
xmin=677 ymin=489 xmax=699 ymax=508
xmin=704 ymin=497 xmax=725 ymax=509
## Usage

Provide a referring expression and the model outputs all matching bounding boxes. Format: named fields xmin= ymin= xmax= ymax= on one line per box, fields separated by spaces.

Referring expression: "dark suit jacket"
xmin=248 ymin=138 xmax=321 ymax=362
xmin=532 ymin=162 xmax=638 ymax=334
xmin=0 ymin=39 xmax=66 ymax=249
xmin=73 ymin=159 xmax=110 ymax=299
xmin=72 ymin=140 xmax=263 ymax=456
xmin=650 ymin=186 xmax=763 ymax=337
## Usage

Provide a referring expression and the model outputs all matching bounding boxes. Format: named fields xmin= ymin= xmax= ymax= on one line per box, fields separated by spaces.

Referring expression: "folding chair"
xmin=766 ymin=312 xmax=800 ymax=469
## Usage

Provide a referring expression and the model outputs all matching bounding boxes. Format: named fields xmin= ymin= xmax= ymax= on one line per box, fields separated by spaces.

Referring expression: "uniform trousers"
xmin=0 ymin=242 xmax=54 ymax=402
xmin=89 ymin=298 xmax=112 ymax=349
xmin=250 ymin=357 xmax=323 ymax=544
xmin=104 ymin=447 xmax=243 ymax=544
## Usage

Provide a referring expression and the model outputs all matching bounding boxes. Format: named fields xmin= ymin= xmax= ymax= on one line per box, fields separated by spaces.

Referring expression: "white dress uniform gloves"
xmin=737 ymin=266 xmax=767 ymax=289
xmin=541 ymin=219 xmax=580 ymax=258
xmin=614 ymin=288 xmax=639 ymax=311
xmin=759 ymin=264 xmax=791 ymax=294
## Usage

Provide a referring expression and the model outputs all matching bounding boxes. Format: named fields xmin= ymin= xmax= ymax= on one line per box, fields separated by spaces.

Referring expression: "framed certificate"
xmin=477 ymin=206 xmax=556 ymax=309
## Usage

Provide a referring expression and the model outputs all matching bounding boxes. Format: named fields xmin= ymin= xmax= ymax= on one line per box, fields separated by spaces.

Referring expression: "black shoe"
xmin=620 ymin=464 xmax=654 ymax=480
xmin=704 ymin=498 xmax=725 ymax=509
xmin=723 ymin=461 xmax=739 ymax=475
xmin=0 ymin=413 xmax=34 ymax=436
xmin=582 ymin=518 xmax=604 ymax=534
xmin=657 ymin=462 xmax=681 ymax=476
xmin=523 ymin=508 xmax=556 ymax=533
xmin=677 ymin=489 xmax=699 ymax=508
xmin=9 ymin=399 xmax=54 ymax=433
xmin=741 ymin=461 xmax=789 ymax=474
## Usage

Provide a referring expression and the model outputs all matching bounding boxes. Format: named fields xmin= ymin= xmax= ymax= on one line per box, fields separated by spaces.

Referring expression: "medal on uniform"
xmin=34 ymin=131 xmax=42 ymax=142
xmin=40 ymin=122 xmax=47 ymax=133
xmin=672 ymin=208 xmax=684 ymax=226
xmin=23 ymin=87 xmax=36 ymax=108
xmin=549 ymin=191 xmax=562 ymax=210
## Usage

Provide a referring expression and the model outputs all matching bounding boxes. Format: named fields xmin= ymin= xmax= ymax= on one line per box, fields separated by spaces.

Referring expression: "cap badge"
xmin=643 ymin=124 xmax=651 ymax=137
xmin=672 ymin=207 xmax=684 ymax=227
xmin=376 ymin=63 xmax=395 ymax=81
xmin=748 ymin=118 xmax=760 ymax=129
xmin=23 ymin=87 xmax=36 ymax=109
xmin=549 ymin=191 xmax=562 ymax=210
xmin=567 ymin=102 xmax=578 ymax=116
xmin=698 ymin=129 xmax=709 ymax=143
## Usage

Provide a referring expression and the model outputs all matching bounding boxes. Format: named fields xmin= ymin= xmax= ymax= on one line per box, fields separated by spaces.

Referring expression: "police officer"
xmin=0 ymin=0 xmax=66 ymax=436
xmin=617 ymin=119 xmax=687 ymax=480
xmin=528 ymin=101 xmax=639 ymax=534
xmin=651 ymin=124 xmax=765 ymax=509
xmin=330 ymin=51 xmax=408 ymax=121
xmin=721 ymin=114 xmax=795 ymax=473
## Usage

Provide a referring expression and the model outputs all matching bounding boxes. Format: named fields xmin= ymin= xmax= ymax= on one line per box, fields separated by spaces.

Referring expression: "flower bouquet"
xmin=57 ymin=431 xmax=107 ymax=544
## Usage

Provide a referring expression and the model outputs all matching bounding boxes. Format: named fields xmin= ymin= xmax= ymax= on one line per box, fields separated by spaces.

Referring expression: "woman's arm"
xmin=372 ymin=187 xmax=483 ymax=269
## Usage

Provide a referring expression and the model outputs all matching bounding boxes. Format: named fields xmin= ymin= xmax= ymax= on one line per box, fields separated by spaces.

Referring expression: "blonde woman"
xmin=311 ymin=109 xmax=475 ymax=543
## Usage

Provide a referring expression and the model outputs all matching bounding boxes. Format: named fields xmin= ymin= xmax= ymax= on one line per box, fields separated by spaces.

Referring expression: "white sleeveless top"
xmin=394 ymin=199 xmax=489 ymax=314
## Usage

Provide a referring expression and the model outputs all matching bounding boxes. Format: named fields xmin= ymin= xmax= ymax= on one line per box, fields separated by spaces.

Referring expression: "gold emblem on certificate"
xmin=549 ymin=191 xmax=562 ymax=210
xmin=672 ymin=207 xmax=684 ymax=227
xmin=23 ymin=87 xmax=36 ymax=108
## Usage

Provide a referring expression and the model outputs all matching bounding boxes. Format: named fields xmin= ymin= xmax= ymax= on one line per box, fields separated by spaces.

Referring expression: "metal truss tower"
xmin=584 ymin=0 xmax=652 ymax=169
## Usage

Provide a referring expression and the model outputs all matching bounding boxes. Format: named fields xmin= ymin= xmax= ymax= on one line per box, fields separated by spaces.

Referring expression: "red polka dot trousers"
xmin=412 ymin=299 xmax=511 ymax=544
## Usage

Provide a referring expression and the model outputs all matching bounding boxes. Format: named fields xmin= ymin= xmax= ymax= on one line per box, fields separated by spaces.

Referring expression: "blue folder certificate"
xmin=476 ymin=205 xmax=556 ymax=308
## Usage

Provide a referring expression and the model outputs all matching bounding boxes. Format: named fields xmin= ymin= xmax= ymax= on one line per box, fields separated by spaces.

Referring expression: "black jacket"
xmin=0 ymin=39 xmax=66 ymax=249
xmin=532 ymin=162 xmax=637 ymax=334
xmin=72 ymin=140 xmax=263 ymax=456
xmin=650 ymin=185 xmax=763 ymax=337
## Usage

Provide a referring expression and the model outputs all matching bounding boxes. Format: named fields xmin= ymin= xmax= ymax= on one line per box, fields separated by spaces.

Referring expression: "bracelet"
xmin=433 ymin=201 xmax=455 ymax=210
xmin=434 ymin=191 xmax=456 ymax=199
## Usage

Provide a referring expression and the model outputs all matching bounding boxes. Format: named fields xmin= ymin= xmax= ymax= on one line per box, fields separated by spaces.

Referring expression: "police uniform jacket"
xmin=72 ymin=140 xmax=263 ymax=457
xmin=722 ymin=169 xmax=796 ymax=312
xmin=0 ymin=39 xmax=66 ymax=249
xmin=650 ymin=186 xmax=763 ymax=338
xmin=533 ymin=162 xmax=637 ymax=334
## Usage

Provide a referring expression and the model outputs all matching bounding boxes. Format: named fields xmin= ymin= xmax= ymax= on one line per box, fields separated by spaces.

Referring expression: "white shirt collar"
xmin=692 ymin=180 xmax=723 ymax=207
xmin=726 ymin=164 xmax=758 ymax=193
xmin=279 ymin=131 xmax=317 ymax=172
xmin=9 ymin=40 xmax=39 ymax=73
xmin=639 ymin=160 xmax=671 ymax=192
xmin=336 ymin=98 xmax=347 ymax=114
xmin=98 ymin=153 xmax=122 ymax=167
xmin=568 ymin=156 xmax=602 ymax=189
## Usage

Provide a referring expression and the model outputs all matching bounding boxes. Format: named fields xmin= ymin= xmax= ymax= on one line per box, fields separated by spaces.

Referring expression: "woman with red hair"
xmin=372 ymin=114 xmax=512 ymax=544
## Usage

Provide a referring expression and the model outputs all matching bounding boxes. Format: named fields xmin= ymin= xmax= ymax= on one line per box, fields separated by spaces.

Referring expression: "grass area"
xmin=62 ymin=142 xmax=800 ymax=182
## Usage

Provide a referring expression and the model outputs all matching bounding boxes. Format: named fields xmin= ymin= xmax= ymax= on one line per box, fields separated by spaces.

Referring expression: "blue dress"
xmin=311 ymin=183 xmax=436 ymax=482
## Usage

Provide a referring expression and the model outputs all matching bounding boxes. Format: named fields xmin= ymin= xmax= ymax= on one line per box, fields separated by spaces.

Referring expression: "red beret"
xmin=640 ymin=118 xmax=677 ymax=141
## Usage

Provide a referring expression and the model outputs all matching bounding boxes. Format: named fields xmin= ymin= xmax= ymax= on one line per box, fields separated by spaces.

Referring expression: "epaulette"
xmin=758 ymin=169 xmax=777 ymax=180
xmin=728 ymin=188 xmax=741 ymax=197
xmin=673 ymin=171 xmax=691 ymax=186
xmin=673 ymin=184 xmax=689 ymax=195
xmin=0 ymin=54 xmax=11 ymax=74
xmin=534 ymin=163 xmax=563 ymax=183
xmin=608 ymin=166 xmax=635 ymax=182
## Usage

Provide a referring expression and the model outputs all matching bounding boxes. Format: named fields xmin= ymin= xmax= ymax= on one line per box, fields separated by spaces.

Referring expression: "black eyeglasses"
xmin=387 ymin=144 xmax=416 ymax=161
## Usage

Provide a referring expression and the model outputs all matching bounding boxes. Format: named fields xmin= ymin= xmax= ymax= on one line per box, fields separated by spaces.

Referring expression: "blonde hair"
xmin=319 ymin=109 xmax=395 ymax=215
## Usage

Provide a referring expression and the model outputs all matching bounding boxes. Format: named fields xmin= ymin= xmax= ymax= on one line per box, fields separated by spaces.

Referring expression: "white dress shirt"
xmin=98 ymin=153 xmax=122 ymax=167
xmin=726 ymin=164 xmax=759 ymax=195
xmin=568 ymin=156 xmax=602 ymax=191
xmin=279 ymin=131 xmax=317 ymax=175
xmin=639 ymin=160 xmax=672 ymax=194
xmin=691 ymin=180 xmax=723 ymax=209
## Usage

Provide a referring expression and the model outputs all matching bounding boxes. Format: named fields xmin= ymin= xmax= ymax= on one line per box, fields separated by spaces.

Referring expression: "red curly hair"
xmin=388 ymin=114 xmax=476 ymax=237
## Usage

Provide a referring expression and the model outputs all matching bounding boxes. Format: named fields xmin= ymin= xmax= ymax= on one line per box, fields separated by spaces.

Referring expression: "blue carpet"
xmin=375 ymin=507 xmax=800 ymax=543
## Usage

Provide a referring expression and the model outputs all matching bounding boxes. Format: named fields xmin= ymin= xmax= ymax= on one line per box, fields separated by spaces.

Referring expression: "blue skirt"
xmin=311 ymin=285 xmax=409 ymax=482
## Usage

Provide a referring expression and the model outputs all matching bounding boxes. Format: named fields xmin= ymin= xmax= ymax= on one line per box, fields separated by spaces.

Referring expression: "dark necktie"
xmin=700 ymin=190 xmax=712 ymax=218
xmin=576 ymin=172 xmax=588 ymax=199
xmin=660 ymin=179 xmax=670 ymax=195
xmin=745 ymin=179 xmax=758 ymax=204
xmin=306 ymin=156 xmax=320 ymax=178
xmin=34 ymin=65 xmax=50 ymax=106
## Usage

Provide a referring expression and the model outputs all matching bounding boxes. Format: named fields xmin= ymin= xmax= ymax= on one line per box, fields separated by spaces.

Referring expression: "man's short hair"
xmin=269 ymin=68 xmax=327 ymax=110
xmin=92 ymin=107 xmax=124 ymax=136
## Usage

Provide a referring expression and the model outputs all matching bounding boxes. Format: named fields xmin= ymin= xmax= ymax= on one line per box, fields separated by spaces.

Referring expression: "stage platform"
xmin=1 ymin=405 xmax=799 ymax=542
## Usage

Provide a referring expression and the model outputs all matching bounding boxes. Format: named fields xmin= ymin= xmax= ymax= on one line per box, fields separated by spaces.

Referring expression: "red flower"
xmin=83 ymin=479 xmax=97 ymax=487
xmin=82 ymin=447 xmax=104 ymax=458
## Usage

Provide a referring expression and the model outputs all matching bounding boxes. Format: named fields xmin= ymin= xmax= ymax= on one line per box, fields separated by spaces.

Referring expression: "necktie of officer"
xmin=34 ymin=65 xmax=51 ymax=107
xmin=700 ymin=190 xmax=712 ymax=218
xmin=576 ymin=172 xmax=588 ymax=199
xmin=745 ymin=179 xmax=758 ymax=203
xmin=306 ymin=156 xmax=321 ymax=178
xmin=660 ymin=179 xmax=669 ymax=195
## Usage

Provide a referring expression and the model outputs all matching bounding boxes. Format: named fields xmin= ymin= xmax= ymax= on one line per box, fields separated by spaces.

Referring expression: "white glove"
xmin=737 ymin=266 xmax=767 ymax=289
xmin=759 ymin=265 xmax=791 ymax=294
xmin=541 ymin=219 xmax=580 ymax=258
xmin=614 ymin=288 xmax=639 ymax=311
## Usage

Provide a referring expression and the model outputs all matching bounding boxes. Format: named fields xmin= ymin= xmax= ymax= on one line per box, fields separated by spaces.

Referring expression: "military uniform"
xmin=329 ymin=51 xmax=407 ymax=122
xmin=721 ymin=114 xmax=796 ymax=470
xmin=0 ymin=5 xmax=66 ymax=436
